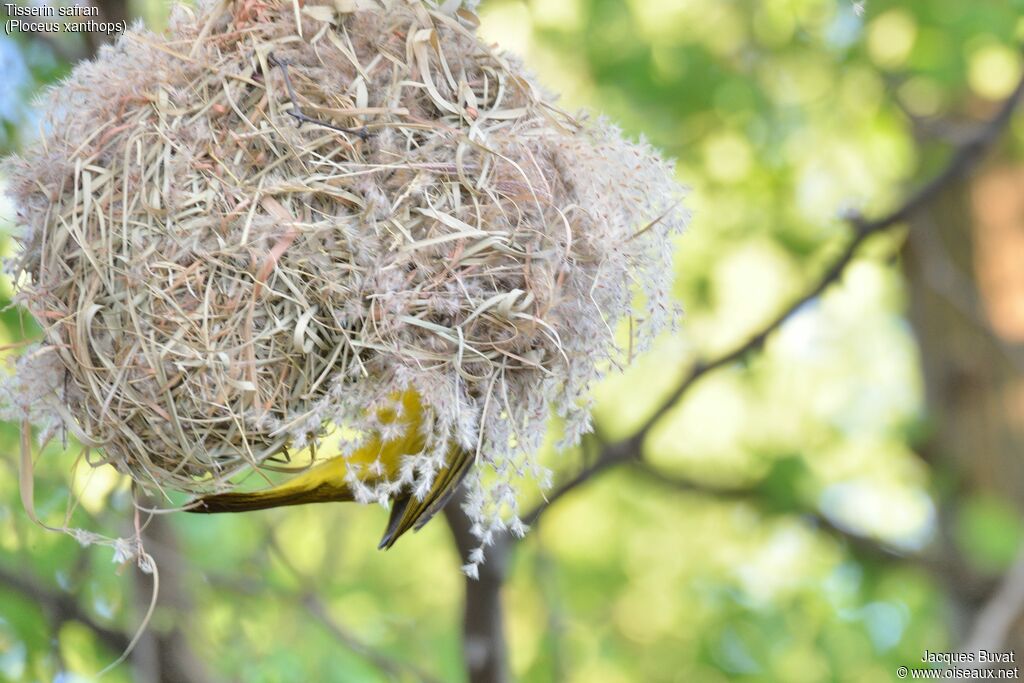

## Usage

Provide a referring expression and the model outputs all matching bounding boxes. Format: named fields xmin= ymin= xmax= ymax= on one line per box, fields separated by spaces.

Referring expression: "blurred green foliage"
xmin=1 ymin=0 xmax=1023 ymax=681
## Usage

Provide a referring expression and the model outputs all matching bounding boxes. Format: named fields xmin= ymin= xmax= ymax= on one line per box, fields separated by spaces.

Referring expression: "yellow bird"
xmin=188 ymin=390 xmax=475 ymax=549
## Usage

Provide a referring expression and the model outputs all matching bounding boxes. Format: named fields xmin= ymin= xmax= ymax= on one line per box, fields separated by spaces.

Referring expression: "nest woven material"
xmin=2 ymin=0 xmax=687 ymax=540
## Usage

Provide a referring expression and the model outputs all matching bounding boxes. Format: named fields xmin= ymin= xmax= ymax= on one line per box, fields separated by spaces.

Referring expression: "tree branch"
xmin=302 ymin=594 xmax=444 ymax=683
xmin=963 ymin=546 xmax=1024 ymax=659
xmin=522 ymin=437 xmax=638 ymax=527
xmin=447 ymin=54 xmax=1024 ymax=683
xmin=524 ymin=66 xmax=1024 ymax=528
xmin=444 ymin=499 xmax=510 ymax=683
xmin=265 ymin=534 xmax=438 ymax=683
xmin=631 ymin=461 xmax=922 ymax=563
xmin=0 ymin=563 xmax=131 ymax=655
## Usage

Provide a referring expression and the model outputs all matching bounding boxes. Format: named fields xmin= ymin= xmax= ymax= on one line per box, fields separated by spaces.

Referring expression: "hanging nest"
xmin=1 ymin=0 xmax=687 ymax=541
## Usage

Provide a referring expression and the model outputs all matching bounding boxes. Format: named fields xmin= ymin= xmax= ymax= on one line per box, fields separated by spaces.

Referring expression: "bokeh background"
xmin=2 ymin=0 xmax=1024 ymax=681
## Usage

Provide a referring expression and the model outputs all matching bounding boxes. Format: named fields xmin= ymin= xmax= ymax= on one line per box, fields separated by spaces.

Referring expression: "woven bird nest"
xmin=2 ymin=0 xmax=686 ymax=540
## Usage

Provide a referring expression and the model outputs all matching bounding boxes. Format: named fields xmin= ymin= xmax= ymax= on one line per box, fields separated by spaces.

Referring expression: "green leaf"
xmin=955 ymin=494 xmax=1023 ymax=573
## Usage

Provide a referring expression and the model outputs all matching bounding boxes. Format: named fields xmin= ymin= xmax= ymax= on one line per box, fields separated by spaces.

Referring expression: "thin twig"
xmin=522 ymin=438 xmax=637 ymax=527
xmin=632 ymin=461 xmax=914 ymax=561
xmin=267 ymin=52 xmax=370 ymax=140
xmin=264 ymin=533 xmax=440 ymax=683
xmin=633 ymin=459 xmax=1000 ymax=600
xmin=302 ymin=594 xmax=443 ymax=683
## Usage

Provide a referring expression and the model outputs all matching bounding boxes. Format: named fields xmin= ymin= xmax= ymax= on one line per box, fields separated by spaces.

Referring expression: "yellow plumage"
xmin=189 ymin=390 xmax=474 ymax=549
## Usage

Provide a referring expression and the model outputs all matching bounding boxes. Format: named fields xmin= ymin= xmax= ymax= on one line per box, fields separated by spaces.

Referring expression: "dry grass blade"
xmin=1 ymin=0 xmax=687 ymax=556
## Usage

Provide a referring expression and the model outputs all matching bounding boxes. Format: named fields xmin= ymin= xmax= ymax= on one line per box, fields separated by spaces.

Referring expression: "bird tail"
xmin=378 ymin=447 xmax=475 ymax=549
xmin=188 ymin=462 xmax=354 ymax=513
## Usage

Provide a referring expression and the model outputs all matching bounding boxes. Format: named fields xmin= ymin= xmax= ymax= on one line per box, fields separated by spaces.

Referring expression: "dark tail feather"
xmin=378 ymin=495 xmax=413 ymax=549
xmin=378 ymin=448 xmax=475 ymax=550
